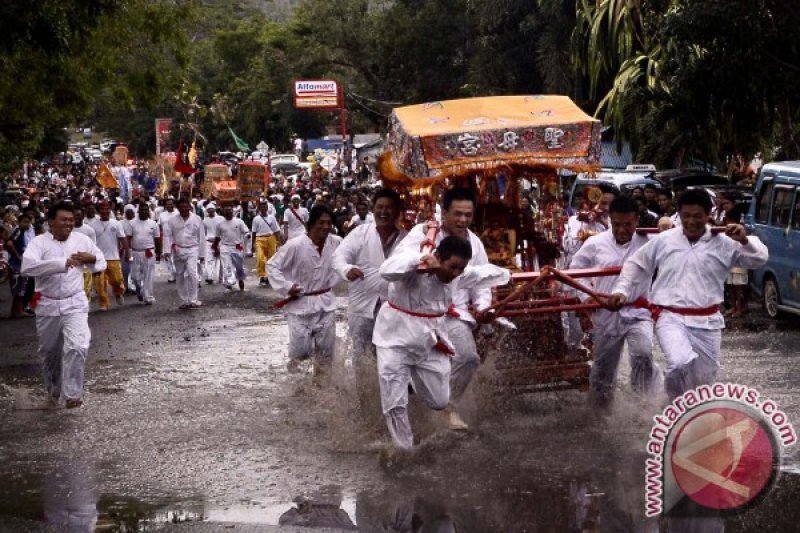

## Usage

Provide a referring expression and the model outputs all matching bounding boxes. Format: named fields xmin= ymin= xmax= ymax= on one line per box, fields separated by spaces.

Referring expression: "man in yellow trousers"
xmin=251 ymin=199 xmax=281 ymax=287
xmin=91 ymin=201 xmax=129 ymax=311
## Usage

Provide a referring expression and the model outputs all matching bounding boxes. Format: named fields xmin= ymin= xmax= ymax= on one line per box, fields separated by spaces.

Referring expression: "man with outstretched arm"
xmin=607 ymin=189 xmax=768 ymax=399
xmin=268 ymin=205 xmax=342 ymax=376
xmin=21 ymin=202 xmax=106 ymax=409
xmin=374 ymin=235 xmax=510 ymax=450
xmin=570 ymin=196 xmax=659 ymax=405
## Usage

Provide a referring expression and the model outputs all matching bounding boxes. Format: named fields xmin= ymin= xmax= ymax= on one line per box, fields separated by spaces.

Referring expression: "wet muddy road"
xmin=1 ymin=262 xmax=799 ymax=532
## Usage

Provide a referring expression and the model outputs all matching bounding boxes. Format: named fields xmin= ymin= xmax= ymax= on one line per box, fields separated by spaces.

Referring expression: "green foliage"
xmin=575 ymin=0 xmax=800 ymax=167
xmin=0 ymin=0 xmax=191 ymax=170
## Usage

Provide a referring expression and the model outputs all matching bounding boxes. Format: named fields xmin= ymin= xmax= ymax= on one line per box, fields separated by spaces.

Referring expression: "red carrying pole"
xmin=635 ymin=226 xmax=727 ymax=235
xmin=497 ymin=302 xmax=603 ymax=317
xmin=511 ymin=266 xmax=622 ymax=282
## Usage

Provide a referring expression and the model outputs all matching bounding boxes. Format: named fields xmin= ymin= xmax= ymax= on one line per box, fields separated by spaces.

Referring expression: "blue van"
xmin=745 ymin=161 xmax=800 ymax=318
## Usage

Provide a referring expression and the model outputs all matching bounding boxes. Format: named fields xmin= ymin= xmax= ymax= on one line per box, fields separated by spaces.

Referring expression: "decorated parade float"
xmin=379 ymin=95 xmax=616 ymax=393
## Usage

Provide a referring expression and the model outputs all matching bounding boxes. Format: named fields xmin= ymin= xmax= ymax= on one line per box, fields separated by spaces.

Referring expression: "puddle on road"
xmin=1 ymin=458 xmax=798 ymax=532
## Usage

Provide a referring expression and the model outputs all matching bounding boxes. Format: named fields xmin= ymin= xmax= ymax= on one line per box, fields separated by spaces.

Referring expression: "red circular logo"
xmin=670 ymin=407 xmax=777 ymax=511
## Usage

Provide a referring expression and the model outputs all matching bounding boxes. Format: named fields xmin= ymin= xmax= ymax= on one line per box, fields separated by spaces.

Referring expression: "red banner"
xmin=155 ymin=118 xmax=172 ymax=156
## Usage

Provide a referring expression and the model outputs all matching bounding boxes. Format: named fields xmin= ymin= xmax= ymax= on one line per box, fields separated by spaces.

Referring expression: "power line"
xmin=347 ymin=91 xmax=404 ymax=106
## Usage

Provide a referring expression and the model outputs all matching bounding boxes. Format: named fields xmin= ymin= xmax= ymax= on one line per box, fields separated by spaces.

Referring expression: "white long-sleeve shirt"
xmin=267 ymin=233 xmax=342 ymax=315
xmin=348 ymin=212 xmax=374 ymax=230
xmin=570 ymin=230 xmax=651 ymax=332
xmin=21 ymin=231 xmax=107 ymax=316
xmin=332 ymin=222 xmax=407 ymax=318
xmin=562 ymin=214 xmax=608 ymax=267
xmin=373 ymin=250 xmax=510 ymax=352
xmin=162 ymin=213 xmax=206 ymax=258
xmin=613 ymin=227 xmax=768 ymax=329
xmin=392 ymin=224 xmax=491 ymax=326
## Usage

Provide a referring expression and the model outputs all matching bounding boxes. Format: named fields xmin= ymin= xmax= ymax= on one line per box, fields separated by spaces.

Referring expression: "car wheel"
xmin=763 ymin=278 xmax=780 ymax=319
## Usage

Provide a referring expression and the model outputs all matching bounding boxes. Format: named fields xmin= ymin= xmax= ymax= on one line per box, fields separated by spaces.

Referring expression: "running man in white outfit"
xmin=268 ymin=205 xmax=342 ymax=375
xmin=608 ymin=189 xmax=768 ymax=398
xmin=373 ymin=236 xmax=510 ymax=449
xmin=570 ymin=196 xmax=659 ymax=405
xmin=392 ymin=187 xmax=492 ymax=430
xmin=333 ymin=188 xmax=406 ymax=363
xmin=125 ymin=203 xmax=161 ymax=305
xmin=21 ymin=202 xmax=107 ymax=409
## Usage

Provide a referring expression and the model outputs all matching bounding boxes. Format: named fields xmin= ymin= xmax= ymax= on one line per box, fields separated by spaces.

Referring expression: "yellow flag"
xmin=96 ymin=163 xmax=118 ymax=189
xmin=159 ymin=165 xmax=168 ymax=197
xmin=188 ymin=140 xmax=198 ymax=166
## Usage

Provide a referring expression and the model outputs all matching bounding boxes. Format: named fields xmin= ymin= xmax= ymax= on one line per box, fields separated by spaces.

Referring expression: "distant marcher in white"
xmin=125 ymin=203 xmax=161 ymax=304
xmin=21 ymin=202 xmax=107 ymax=409
xmin=213 ymin=205 xmax=250 ymax=291
xmin=162 ymin=197 xmax=206 ymax=309
xmin=202 ymin=203 xmax=222 ymax=284
xmin=283 ymin=194 xmax=309 ymax=241
xmin=157 ymin=198 xmax=178 ymax=283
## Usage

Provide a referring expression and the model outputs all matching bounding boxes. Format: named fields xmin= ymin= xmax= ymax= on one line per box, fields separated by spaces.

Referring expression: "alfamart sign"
xmin=293 ymin=80 xmax=341 ymax=109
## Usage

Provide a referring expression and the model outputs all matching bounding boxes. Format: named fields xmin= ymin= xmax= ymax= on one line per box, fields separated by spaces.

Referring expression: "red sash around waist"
xmin=631 ymin=297 xmax=720 ymax=322
xmin=387 ymin=301 xmax=460 ymax=319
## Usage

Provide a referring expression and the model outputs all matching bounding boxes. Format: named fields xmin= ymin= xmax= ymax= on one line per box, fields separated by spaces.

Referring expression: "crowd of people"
xmin=1 ymin=155 xmax=770 ymax=454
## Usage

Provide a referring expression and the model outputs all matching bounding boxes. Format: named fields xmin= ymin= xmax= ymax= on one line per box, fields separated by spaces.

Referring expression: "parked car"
xmin=87 ymin=149 xmax=103 ymax=163
xmin=744 ymin=161 xmax=800 ymax=318
xmin=99 ymin=139 xmax=117 ymax=152
xmin=569 ymin=165 xmax=662 ymax=210
xmin=655 ymin=169 xmax=730 ymax=192
xmin=270 ymin=154 xmax=301 ymax=177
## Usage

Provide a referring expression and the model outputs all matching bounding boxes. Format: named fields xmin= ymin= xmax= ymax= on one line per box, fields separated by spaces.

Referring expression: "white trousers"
xmin=205 ymin=241 xmax=219 ymax=281
xmin=590 ymin=319 xmax=659 ymax=398
xmin=377 ymin=345 xmax=450 ymax=449
xmin=130 ymin=251 xmax=155 ymax=301
xmin=444 ymin=318 xmax=480 ymax=403
xmin=173 ymin=249 xmax=200 ymax=305
xmin=163 ymin=253 xmax=176 ymax=282
xmin=287 ymin=311 xmax=336 ymax=364
xmin=221 ymin=249 xmax=246 ymax=286
xmin=656 ymin=312 xmax=722 ymax=399
xmin=348 ymin=314 xmax=376 ymax=363
xmin=36 ymin=313 xmax=91 ymax=401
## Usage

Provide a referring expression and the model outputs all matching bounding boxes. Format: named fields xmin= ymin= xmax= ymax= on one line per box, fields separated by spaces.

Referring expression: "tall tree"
xmin=0 ymin=0 xmax=190 ymax=169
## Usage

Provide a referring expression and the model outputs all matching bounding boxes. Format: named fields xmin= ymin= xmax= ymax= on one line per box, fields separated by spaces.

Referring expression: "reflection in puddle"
xmin=2 ymin=468 xmax=799 ymax=531
xmin=44 ymin=458 xmax=98 ymax=532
